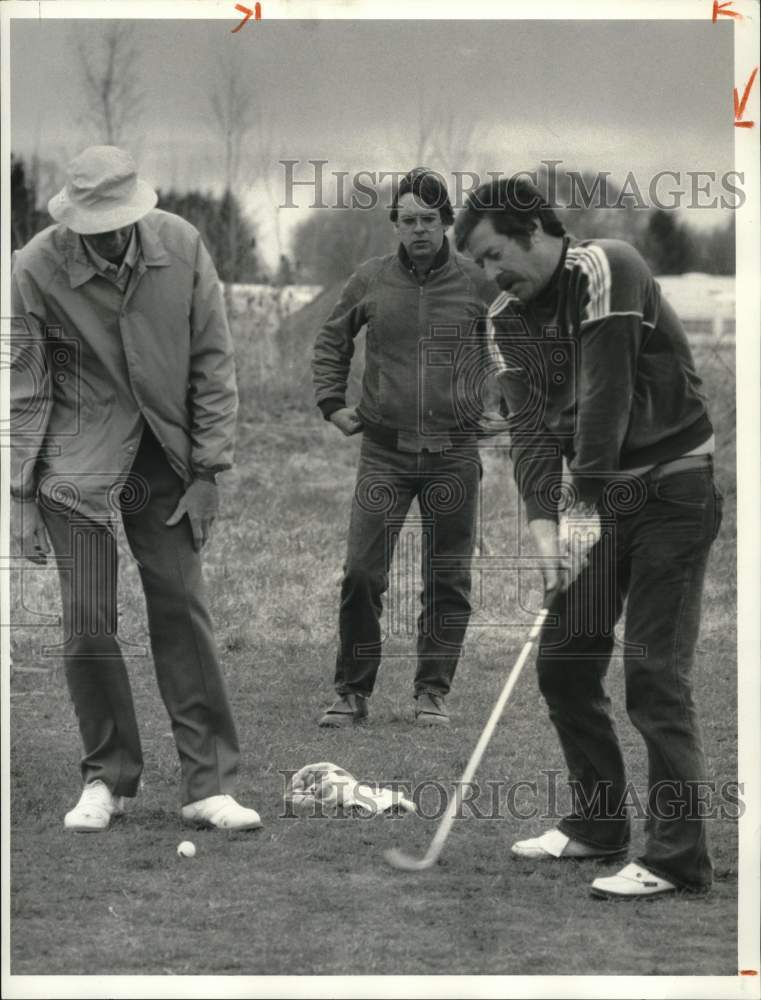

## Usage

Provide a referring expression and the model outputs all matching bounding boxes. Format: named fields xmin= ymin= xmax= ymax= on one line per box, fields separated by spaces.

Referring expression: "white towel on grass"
xmin=285 ymin=762 xmax=416 ymax=816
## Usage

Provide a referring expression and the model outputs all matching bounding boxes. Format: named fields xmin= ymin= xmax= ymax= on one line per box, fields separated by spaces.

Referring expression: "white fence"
xmin=657 ymin=274 xmax=735 ymax=344
xmin=225 ymin=275 xmax=736 ymax=383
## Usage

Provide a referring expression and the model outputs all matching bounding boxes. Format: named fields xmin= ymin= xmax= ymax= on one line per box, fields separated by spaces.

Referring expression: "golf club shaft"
xmin=418 ymin=607 xmax=549 ymax=866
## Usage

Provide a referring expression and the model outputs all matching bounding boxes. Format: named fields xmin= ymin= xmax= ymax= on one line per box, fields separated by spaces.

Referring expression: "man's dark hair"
xmin=454 ymin=176 xmax=565 ymax=251
xmin=390 ymin=167 xmax=455 ymax=227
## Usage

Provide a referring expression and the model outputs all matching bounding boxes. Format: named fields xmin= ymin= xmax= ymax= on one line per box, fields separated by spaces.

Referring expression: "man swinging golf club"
xmin=455 ymin=175 xmax=722 ymax=900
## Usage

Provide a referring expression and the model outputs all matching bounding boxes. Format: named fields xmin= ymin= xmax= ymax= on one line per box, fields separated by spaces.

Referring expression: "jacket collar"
xmin=62 ymin=212 xmax=171 ymax=288
xmin=82 ymin=224 xmax=140 ymax=279
xmin=397 ymin=235 xmax=450 ymax=278
xmin=532 ymin=234 xmax=571 ymax=309
xmin=136 ymin=214 xmax=172 ymax=267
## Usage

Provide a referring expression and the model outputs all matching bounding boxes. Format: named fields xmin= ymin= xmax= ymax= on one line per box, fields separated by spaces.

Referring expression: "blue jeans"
xmin=538 ymin=463 xmax=723 ymax=891
xmin=334 ymin=435 xmax=481 ymax=697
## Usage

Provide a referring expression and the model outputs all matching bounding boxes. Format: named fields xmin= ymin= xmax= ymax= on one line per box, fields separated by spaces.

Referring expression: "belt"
xmin=639 ymin=452 xmax=713 ymax=484
xmin=362 ymin=422 xmax=477 ymax=452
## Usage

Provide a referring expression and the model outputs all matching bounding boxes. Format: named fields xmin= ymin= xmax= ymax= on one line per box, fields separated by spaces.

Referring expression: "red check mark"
xmin=232 ymin=2 xmax=261 ymax=32
xmin=712 ymin=1 xmax=742 ymax=21
xmin=734 ymin=67 xmax=758 ymax=128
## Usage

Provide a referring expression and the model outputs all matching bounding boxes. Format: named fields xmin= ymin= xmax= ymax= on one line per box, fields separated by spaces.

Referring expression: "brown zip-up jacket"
xmin=312 ymin=239 xmax=497 ymax=441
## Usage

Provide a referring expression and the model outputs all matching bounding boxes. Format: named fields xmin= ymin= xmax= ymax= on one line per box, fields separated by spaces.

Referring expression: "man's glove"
xmin=166 ymin=479 xmax=219 ymax=551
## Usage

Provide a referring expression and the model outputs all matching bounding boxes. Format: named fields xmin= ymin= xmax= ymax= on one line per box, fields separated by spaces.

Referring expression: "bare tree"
xmin=205 ymin=48 xmax=261 ymax=291
xmin=249 ymin=110 xmax=290 ymax=274
xmin=412 ymin=95 xmax=439 ymax=167
xmin=385 ymin=86 xmax=439 ymax=171
xmin=385 ymin=89 xmax=490 ymax=194
xmin=75 ymin=23 xmax=145 ymax=148
xmin=432 ymin=106 xmax=482 ymax=175
xmin=208 ymin=53 xmax=258 ymax=194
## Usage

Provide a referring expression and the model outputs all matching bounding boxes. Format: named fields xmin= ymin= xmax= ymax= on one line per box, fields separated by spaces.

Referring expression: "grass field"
xmin=8 ymin=290 xmax=739 ymax=980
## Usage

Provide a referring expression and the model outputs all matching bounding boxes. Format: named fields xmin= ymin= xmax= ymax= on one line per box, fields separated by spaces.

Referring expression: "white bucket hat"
xmin=48 ymin=145 xmax=157 ymax=235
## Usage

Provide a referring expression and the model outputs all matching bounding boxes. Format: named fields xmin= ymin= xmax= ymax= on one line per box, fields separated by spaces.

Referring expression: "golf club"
xmin=384 ymin=605 xmax=550 ymax=872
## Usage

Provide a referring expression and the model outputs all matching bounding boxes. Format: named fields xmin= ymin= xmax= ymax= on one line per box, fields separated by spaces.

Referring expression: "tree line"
xmin=291 ymin=174 xmax=736 ymax=286
xmin=11 ymin=154 xmax=264 ymax=283
xmin=12 ymin=152 xmax=734 ymax=286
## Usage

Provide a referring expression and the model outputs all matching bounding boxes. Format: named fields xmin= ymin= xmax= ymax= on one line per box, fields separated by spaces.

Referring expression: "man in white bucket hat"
xmin=11 ymin=145 xmax=261 ymax=833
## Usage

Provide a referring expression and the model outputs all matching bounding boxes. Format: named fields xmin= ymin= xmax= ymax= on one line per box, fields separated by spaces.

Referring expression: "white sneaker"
xmin=512 ymin=828 xmax=626 ymax=860
xmin=181 ymin=794 xmax=262 ymax=830
xmin=64 ymin=780 xmax=126 ymax=832
xmin=590 ymin=862 xmax=677 ymax=899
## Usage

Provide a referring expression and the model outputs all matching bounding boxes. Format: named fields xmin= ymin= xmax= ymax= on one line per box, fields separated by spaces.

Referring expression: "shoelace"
xmin=81 ymin=783 xmax=110 ymax=804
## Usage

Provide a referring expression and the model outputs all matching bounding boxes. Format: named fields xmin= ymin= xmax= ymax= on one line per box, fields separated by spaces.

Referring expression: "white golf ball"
xmin=177 ymin=840 xmax=196 ymax=858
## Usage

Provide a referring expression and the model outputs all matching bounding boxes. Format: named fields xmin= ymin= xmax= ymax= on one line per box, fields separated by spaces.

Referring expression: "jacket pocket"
xmin=377 ymin=366 xmax=393 ymax=421
xmin=361 ymin=322 xmax=383 ymax=422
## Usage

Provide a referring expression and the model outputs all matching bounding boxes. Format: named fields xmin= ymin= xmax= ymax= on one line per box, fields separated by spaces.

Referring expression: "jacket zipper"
xmin=418 ymin=280 xmax=428 ymax=420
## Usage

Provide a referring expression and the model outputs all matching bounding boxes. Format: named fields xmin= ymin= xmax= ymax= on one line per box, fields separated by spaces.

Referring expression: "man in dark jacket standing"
xmin=11 ymin=146 xmax=261 ymax=833
xmin=313 ymin=168 xmax=496 ymax=727
xmin=455 ymin=176 xmax=722 ymax=900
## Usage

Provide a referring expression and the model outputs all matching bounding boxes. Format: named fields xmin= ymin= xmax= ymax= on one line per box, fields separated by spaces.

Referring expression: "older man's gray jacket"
xmin=11 ymin=209 xmax=238 ymax=517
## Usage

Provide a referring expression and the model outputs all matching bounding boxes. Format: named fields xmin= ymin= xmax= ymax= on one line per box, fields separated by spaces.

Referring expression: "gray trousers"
xmin=40 ymin=428 xmax=239 ymax=805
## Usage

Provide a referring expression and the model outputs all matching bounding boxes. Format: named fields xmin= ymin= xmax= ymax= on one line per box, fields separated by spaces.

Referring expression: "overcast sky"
xmin=10 ymin=16 xmax=735 ymax=268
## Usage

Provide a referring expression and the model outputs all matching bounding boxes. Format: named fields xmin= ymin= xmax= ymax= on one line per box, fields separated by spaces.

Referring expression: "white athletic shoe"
xmin=64 ymin=779 xmax=126 ymax=832
xmin=511 ymin=828 xmax=626 ymax=860
xmin=590 ymin=862 xmax=677 ymax=899
xmin=181 ymin=794 xmax=262 ymax=830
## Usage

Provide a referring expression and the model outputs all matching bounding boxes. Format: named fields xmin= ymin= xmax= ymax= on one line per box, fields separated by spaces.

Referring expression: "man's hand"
xmin=529 ymin=518 xmax=570 ymax=599
xmin=559 ymin=502 xmax=601 ymax=584
xmin=529 ymin=503 xmax=601 ymax=600
xmin=166 ymin=479 xmax=219 ymax=551
xmin=329 ymin=407 xmax=363 ymax=437
xmin=11 ymin=498 xmax=51 ymax=565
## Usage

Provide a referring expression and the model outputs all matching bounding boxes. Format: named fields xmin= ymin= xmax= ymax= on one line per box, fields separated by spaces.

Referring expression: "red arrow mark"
xmin=734 ymin=67 xmax=758 ymax=128
xmin=712 ymin=1 xmax=742 ymax=21
xmin=232 ymin=2 xmax=261 ymax=32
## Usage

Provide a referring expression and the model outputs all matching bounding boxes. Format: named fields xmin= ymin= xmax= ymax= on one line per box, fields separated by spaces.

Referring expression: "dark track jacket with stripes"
xmin=488 ymin=236 xmax=713 ymax=522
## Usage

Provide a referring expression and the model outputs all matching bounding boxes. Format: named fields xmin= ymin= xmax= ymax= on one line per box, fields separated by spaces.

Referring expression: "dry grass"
xmin=9 ymin=297 xmax=738 ymax=977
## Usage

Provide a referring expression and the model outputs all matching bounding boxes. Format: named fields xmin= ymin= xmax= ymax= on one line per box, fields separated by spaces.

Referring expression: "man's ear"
xmin=527 ymin=221 xmax=544 ymax=249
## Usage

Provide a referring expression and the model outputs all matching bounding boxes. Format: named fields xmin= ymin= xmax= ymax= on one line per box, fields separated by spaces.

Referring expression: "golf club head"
xmin=383 ymin=847 xmax=436 ymax=872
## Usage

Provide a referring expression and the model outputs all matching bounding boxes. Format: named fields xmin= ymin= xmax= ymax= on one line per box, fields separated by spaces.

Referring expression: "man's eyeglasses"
xmin=396 ymin=214 xmax=441 ymax=231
